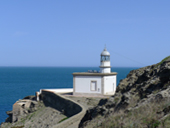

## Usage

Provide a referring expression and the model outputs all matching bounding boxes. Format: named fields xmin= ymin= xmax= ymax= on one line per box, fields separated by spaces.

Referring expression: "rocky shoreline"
xmin=0 ymin=93 xmax=104 ymax=128
xmin=1 ymin=56 xmax=170 ymax=128
xmin=0 ymin=96 xmax=68 ymax=128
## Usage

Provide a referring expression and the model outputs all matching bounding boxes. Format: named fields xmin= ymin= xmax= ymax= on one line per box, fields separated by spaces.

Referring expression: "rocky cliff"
xmin=79 ymin=56 xmax=170 ymax=128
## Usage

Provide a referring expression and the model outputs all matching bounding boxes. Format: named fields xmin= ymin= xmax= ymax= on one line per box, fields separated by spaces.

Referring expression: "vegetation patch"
xmin=90 ymin=99 xmax=170 ymax=128
xmin=143 ymin=118 xmax=161 ymax=128
xmin=150 ymin=56 xmax=170 ymax=74
xmin=153 ymin=89 xmax=160 ymax=94
xmin=28 ymin=112 xmax=36 ymax=120
xmin=58 ymin=117 xmax=69 ymax=123
xmin=20 ymin=115 xmax=29 ymax=124
xmin=114 ymin=97 xmax=120 ymax=104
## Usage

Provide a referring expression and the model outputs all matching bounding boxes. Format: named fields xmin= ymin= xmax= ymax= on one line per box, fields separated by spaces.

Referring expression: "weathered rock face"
xmin=12 ymin=99 xmax=39 ymax=123
xmin=79 ymin=57 xmax=170 ymax=128
xmin=0 ymin=96 xmax=67 ymax=128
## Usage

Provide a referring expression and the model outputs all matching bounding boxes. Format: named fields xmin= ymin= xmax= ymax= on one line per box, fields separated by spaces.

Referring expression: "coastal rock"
xmin=79 ymin=56 xmax=170 ymax=128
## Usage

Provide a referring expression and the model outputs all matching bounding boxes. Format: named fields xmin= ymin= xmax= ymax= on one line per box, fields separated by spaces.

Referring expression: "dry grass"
xmin=89 ymin=98 xmax=170 ymax=128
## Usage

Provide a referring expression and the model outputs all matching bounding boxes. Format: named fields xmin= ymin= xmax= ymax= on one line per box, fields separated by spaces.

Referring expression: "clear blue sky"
xmin=0 ymin=1 xmax=170 ymax=67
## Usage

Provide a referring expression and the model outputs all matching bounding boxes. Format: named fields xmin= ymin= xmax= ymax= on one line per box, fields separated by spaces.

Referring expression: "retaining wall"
xmin=41 ymin=90 xmax=86 ymax=128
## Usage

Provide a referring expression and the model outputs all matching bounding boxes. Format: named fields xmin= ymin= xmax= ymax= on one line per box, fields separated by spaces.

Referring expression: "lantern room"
xmin=100 ymin=48 xmax=111 ymax=73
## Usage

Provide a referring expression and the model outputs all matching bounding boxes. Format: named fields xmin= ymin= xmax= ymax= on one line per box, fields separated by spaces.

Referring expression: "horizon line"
xmin=0 ymin=66 xmax=142 ymax=68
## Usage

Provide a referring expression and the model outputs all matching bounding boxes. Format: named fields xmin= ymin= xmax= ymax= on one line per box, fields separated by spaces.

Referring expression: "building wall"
xmin=103 ymin=75 xmax=117 ymax=95
xmin=74 ymin=76 xmax=102 ymax=94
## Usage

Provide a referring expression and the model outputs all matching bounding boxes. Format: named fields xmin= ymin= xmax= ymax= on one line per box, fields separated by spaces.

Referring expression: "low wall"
xmin=41 ymin=90 xmax=86 ymax=128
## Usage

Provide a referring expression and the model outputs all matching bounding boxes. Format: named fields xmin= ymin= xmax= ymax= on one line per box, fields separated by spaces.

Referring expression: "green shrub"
xmin=58 ymin=117 xmax=69 ymax=123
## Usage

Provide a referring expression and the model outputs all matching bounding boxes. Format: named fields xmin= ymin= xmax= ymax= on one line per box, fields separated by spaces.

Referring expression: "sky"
xmin=0 ymin=1 xmax=170 ymax=67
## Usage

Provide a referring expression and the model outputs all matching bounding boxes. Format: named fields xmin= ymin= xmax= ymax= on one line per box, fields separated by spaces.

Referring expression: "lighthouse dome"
xmin=101 ymin=48 xmax=110 ymax=56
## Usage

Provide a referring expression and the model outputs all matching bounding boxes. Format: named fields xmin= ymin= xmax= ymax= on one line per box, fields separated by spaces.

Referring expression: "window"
xmin=91 ymin=81 xmax=97 ymax=91
xmin=101 ymin=55 xmax=110 ymax=61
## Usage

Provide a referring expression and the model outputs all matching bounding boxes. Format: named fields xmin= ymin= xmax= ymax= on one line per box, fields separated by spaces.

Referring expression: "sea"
xmin=0 ymin=67 xmax=139 ymax=123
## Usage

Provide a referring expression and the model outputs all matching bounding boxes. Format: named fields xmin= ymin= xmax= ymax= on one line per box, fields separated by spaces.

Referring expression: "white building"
xmin=73 ymin=48 xmax=117 ymax=96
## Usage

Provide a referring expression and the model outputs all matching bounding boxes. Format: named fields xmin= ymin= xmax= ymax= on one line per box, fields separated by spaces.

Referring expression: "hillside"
xmin=79 ymin=56 xmax=170 ymax=128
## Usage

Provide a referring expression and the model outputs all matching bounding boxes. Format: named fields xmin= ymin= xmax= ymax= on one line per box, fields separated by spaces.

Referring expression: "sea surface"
xmin=0 ymin=67 xmax=139 ymax=123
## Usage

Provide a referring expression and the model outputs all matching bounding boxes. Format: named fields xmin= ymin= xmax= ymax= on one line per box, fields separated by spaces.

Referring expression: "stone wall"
xmin=41 ymin=90 xmax=86 ymax=128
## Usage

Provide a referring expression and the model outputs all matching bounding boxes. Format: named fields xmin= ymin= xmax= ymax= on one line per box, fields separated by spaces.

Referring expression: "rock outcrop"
xmin=0 ymin=96 xmax=67 ymax=128
xmin=79 ymin=56 xmax=170 ymax=128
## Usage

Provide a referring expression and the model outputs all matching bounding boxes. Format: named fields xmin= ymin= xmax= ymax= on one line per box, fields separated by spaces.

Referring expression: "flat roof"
xmin=41 ymin=89 xmax=73 ymax=93
xmin=72 ymin=72 xmax=117 ymax=76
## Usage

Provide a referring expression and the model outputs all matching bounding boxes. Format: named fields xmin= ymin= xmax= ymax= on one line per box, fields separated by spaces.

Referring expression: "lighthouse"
xmin=72 ymin=47 xmax=117 ymax=96
xmin=100 ymin=47 xmax=111 ymax=73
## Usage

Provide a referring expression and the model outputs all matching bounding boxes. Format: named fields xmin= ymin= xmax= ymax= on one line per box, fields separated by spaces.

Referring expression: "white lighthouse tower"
xmin=100 ymin=47 xmax=111 ymax=73
xmin=72 ymin=47 xmax=117 ymax=96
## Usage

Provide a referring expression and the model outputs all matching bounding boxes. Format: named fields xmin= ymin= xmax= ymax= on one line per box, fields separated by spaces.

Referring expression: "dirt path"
xmin=62 ymin=95 xmax=107 ymax=128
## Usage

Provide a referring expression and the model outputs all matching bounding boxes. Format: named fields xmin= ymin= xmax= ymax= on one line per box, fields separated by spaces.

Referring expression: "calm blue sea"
xmin=0 ymin=67 xmax=138 ymax=123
